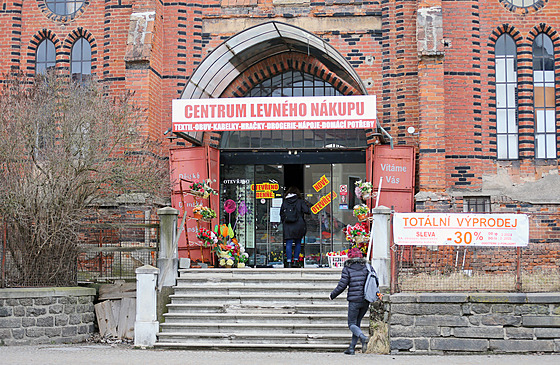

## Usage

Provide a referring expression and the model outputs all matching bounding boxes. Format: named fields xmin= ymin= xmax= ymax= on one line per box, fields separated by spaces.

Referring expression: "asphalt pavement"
xmin=0 ymin=344 xmax=558 ymax=365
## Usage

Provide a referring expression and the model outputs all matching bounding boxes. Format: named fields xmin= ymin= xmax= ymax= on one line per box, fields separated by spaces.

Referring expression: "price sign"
xmin=393 ymin=213 xmax=529 ymax=247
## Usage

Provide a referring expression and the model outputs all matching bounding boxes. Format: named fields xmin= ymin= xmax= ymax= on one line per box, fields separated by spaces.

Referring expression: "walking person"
xmin=329 ymin=247 xmax=369 ymax=355
xmin=280 ymin=186 xmax=310 ymax=268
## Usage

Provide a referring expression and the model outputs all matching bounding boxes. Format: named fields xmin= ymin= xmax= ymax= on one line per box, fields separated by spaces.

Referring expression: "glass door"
xmin=254 ymin=164 xmax=284 ymax=267
xmin=303 ymin=164 xmax=332 ymax=266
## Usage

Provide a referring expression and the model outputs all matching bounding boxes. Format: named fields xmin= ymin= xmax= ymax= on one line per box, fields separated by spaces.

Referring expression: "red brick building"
xmin=2 ymin=0 xmax=559 ymax=266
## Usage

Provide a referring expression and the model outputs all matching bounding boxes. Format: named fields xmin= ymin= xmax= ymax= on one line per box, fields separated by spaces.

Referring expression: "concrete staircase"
xmin=155 ymin=268 xmax=368 ymax=351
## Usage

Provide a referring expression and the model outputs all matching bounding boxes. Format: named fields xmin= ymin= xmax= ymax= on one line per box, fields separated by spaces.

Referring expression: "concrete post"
xmin=156 ymin=207 xmax=179 ymax=289
xmin=134 ymin=265 xmax=159 ymax=347
xmin=370 ymin=205 xmax=392 ymax=288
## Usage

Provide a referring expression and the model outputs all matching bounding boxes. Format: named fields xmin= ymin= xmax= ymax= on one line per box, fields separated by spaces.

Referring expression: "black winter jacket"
xmin=330 ymin=257 xmax=369 ymax=302
xmin=280 ymin=195 xmax=311 ymax=240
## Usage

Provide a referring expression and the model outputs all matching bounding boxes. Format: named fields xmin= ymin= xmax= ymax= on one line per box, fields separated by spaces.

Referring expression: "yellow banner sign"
xmin=311 ymin=192 xmax=337 ymax=214
xmin=313 ymin=175 xmax=330 ymax=192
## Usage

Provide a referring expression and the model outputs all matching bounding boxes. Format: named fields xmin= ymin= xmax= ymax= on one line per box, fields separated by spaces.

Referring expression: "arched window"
xmin=71 ymin=38 xmax=91 ymax=83
xmin=495 ymin=34 xmax=518 ymax=160
xmin=220 ymin=71 xmax=367 ymax=149
xmin=533 ymin=33 xmax=556 ymax=159
xmin=36 ymin=39 xmax=56 ymax=75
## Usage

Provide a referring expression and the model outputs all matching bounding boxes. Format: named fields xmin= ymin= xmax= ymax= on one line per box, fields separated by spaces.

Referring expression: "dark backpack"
xmin=284 ymin=203 xmax=299 ymax=223
xmin=364 ymin=263 xmax=380 ymax=302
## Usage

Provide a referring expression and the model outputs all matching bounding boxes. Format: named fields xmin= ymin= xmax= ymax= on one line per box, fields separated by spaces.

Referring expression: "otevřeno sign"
xmin=172 ymin=95 xmax=376 ymax=132
xmin=393 ymin=213 xmax=529 ymax=247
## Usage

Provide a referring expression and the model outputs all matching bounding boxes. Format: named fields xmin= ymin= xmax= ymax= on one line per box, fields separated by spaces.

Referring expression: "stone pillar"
xmin=370 ymin=206 xmax=392 ymax=288
xmin=134 ymin=265 xmax=159 ymax=347
xmin=156 ymin=207 xmax=179 ymax=288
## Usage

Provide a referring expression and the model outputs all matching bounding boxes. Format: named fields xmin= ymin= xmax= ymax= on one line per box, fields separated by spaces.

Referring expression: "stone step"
xmin=162 ymin=312 xmax=348 ymax=325
xmin=172 ymin=285 xmax=335 ymax=296
xmin=168 ymin=294 xmax=344 ymax=306
xmin=156 ymin=268 xmax=359 ymax=351
xmin=175 ymin=277 xmax=340 ymax=287
xmin=156 ymin=332 xmax=355 ymax=345
xmin=165 ymin=303 xmax=348 ymax=314
xmin=158 ymin=322 xmax=366 ymax=335
xmin=178 ymin=268 xmax=342 ymax=279
xmin=154 ymin=341 xmax=351 ymax=352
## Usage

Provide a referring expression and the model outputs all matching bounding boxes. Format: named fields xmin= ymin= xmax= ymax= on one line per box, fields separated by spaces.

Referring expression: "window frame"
xmin=45 ymin=0 xmax=85 ymax=16
xmin=532 ymin=33 xmax=557 ymax=159
xmin=495 ymin=34 xmax=519 ymax=160
xmin=70 ymin=37 xmax=92 ymax=84
xmin=36 ymin=39 xmax=56 ymax=75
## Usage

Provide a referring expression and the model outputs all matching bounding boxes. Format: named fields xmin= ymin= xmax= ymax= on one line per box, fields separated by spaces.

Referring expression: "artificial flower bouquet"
xmin=214 ymin=236 xmax=249 ymax=268
xmin=354 ymin=180 xmax=373 ymax=200
xmin=343 ymin=222 xmax=370 ymax=243
xmin=192 ymin=204 xmax=216 ymax=221
xmin=197 ymin=227 xmax=218 ymax=246
xmin=190 ymin=178 xmax=217 ymax=198
xmin=353 ymin=204 xmax=370 ymax=221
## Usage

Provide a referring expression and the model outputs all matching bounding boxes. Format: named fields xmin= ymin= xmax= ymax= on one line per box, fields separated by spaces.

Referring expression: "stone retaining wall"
xmin=0 ymin=287 xmax=96 ymax=345
xmin=387 ymin=293 xmax=560 ymax=353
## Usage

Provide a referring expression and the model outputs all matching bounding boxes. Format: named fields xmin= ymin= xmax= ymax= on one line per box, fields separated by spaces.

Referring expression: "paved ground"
xmin=0 ymin=345 xmax=558 ymax=365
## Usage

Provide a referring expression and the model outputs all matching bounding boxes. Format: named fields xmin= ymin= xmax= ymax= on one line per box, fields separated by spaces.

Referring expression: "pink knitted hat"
xmin=347 ymin=247 xmax=363 ymax=259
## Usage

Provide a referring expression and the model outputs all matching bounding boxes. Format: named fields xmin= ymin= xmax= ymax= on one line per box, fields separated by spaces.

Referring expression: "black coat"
xmin=280 ymin=195 xmax=311 ymax=240
xmin=330 ymin=257 xmax=369 ymax=302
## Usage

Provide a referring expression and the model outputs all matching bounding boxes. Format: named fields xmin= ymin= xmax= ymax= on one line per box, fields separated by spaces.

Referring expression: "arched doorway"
xmin=179 ymin=21 xmax=372 ymax=267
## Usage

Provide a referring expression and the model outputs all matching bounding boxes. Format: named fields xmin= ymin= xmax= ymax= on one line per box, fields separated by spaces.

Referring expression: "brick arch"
xmin=221 ymin=53 xmax=364 ymax=98
xmin=207 ymin=54 xmax=370 ymax=148
xmin=488 ymin=24 xmax=524 ymax=47
xmin=36 ymin=0 xmax=91 ymax=24
xmin=60 ymin=28 xmax=98 ymax=72
xmin=27 ymin=29 xmax=63 ymax=73
xmin=498 ymin=0 xmax=548 ymax=16
xmin=527 ymin=23 xmax=560 ymax=45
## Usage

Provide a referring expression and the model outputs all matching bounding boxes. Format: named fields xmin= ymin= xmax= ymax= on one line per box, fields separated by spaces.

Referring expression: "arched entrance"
xmin=178 ymin=21 xmax=372 ymax=267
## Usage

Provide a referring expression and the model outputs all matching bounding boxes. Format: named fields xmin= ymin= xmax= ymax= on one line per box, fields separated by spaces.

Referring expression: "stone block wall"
xmin=0 ymin=287 xmax=96 ymax=346
xmin=387 ymin=292 xmax=560 ymax=354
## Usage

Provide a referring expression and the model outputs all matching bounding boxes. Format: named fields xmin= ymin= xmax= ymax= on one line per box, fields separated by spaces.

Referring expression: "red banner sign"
xmin=172 ymin=95 xmax=376 ymax=132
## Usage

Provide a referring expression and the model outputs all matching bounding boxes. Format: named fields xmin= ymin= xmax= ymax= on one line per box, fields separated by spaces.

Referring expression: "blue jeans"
xmin=348 ymin=300 xmax=369 ymax=348
xmin=285 ymin=238 xmax=301 ymax=262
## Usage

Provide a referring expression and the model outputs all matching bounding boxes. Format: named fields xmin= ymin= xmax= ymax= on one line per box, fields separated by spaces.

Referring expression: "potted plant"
xmin=353 ymin=204 xmax=370 ymax=221
xmin=354 ymin=180 xmax=373 ymax=200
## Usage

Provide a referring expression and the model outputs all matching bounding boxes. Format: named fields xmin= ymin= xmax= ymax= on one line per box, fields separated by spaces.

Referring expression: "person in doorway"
xmin=329 ymin=247 xmax=369 ymax=355
xmin=280 ymin=186 xmax=311 ymax=268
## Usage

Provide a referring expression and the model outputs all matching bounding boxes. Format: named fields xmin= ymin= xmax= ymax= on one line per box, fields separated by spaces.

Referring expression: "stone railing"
xmin=0 ymin=287 xmax=96 ymax=345
xmin=387 ymin=292 xmax=560 ymax=353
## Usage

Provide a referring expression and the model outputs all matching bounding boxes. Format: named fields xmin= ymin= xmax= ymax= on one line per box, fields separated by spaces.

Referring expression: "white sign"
xmin=172 ymin=95 xmax=376 ymax=132
xmin=393 ymin=213 xmax=529 ymax=247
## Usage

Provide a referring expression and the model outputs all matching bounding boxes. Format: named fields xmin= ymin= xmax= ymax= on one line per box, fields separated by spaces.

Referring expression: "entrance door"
xmin=254 ymin=164 xmax=284 ymax=267
xmin=220 ymin=160 xmax=366 ymax=267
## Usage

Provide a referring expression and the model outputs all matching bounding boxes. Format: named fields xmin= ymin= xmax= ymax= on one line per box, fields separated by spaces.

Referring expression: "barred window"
xmin=495 ymin=34 xmax=518 ymax=160
xmin=533 ymin=33 xmax=556 ymax=159
xmin=463 ymin=197 xmax=491 ymax=213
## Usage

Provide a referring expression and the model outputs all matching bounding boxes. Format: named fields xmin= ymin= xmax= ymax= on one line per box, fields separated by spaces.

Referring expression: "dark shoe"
xmin=343 ymin=347 xmax=355 ymax=355
xmin=360 ymin=336 xmax=369 ymax=352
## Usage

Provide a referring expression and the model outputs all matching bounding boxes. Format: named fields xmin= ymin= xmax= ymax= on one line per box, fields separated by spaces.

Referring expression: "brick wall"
xmin=3 ymin=1 xmax=560 ymax=237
